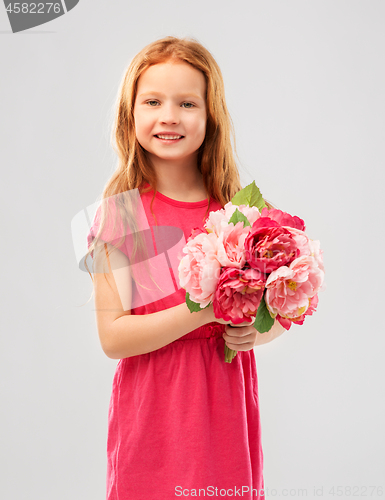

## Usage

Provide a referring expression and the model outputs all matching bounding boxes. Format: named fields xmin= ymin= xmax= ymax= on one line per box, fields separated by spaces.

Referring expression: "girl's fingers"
xmin=224 ymin=335 xmax=253 ymax=345
xmin=224 ymin=329 xmax=257 ymax=345
xmin=226 ymin=324 xmax=254 ymax=336
xmin=223 ymin=319 xmax=257 ymax=351
xmin=224 ymin=339 xmax=255 ymax=351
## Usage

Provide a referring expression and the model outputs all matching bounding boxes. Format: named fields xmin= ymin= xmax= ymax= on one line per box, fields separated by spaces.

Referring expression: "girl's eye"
xmin=145 ymin=100 xmax=195 ymax=108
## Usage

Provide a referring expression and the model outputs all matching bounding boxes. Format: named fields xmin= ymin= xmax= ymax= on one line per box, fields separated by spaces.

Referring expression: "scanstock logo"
xmin=3 ymin=1 xmax=79 ymax=33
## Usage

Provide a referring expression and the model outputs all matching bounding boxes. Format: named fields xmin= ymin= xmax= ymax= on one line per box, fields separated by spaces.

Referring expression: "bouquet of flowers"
xmin=178 ymin=181 xmax=325 ymax=363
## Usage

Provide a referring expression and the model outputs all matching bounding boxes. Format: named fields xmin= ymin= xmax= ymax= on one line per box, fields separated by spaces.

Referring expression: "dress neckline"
xmin=142 ymin=182 xmax=210 ymax=208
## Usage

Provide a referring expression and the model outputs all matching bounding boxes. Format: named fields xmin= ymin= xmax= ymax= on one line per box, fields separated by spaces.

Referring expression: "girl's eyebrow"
xmin=138 ymin=91 xmax=204 ymax=101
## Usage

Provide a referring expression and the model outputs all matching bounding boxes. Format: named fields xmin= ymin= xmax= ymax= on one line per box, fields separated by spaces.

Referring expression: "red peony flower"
xmin=213 ymin=266 xmax=266 ymax=324
xmin=260 ymin=207 xmax=306 ymax=231
xmin=244 ymin=217 xmax=300 ymax=274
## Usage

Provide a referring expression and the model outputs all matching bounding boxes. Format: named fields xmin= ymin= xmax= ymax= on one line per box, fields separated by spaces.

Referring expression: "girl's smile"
xmin=154 ymin=132 xmax=184 ymax=143
xmin=133 ymin=60 xmax=207 ymax=167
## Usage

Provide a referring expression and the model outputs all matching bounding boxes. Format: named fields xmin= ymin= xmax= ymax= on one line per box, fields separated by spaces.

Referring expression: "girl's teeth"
xmin=157 ymin=135 xmax=182 ymax=140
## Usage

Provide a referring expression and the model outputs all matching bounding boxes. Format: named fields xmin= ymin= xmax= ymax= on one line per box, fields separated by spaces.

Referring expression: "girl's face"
xmin=133 ymin=60 xmax=207 ymax=167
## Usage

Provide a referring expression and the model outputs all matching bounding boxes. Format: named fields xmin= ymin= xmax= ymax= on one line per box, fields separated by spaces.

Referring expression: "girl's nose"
xmin=159 ymin=104 xmax=180 ymax=124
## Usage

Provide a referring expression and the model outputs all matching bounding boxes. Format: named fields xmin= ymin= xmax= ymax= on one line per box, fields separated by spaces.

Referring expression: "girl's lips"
xmin=154 ymin=135 xmax=184 ymax=144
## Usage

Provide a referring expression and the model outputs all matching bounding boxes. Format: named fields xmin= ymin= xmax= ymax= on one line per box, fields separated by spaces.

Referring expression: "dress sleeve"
xmin=84 ymin=190 xmax=152 ymax=276
xmin=86 ymin=193 xmax=141 ymax=261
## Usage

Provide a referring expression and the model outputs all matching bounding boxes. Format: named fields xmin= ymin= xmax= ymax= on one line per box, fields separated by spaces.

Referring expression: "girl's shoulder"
xmin=87 ymin=188 xmax=147 ymax=251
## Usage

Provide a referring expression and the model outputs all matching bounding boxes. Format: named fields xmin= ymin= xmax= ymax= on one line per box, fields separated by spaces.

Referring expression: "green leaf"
xmin=186 ymin=292 xmax=210 ymax=313
xmin=253 ymin=294 xmax=275 ymax=333
xmin=230 ymin=180 xmax=267 ymax=213
xmin=228 ymin=208 xmax=251 ymax=228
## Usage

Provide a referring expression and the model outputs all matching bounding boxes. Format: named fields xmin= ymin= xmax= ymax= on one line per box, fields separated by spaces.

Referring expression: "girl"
xmin=85 ymin=36 xmax=286 ymax=500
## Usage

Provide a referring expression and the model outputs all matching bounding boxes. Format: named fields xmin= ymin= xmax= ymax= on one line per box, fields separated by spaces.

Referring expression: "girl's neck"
xmin=149 ymin=155 xmax=208 ymax=202
xmin=155 ymin=172 xmax=207 ymax=203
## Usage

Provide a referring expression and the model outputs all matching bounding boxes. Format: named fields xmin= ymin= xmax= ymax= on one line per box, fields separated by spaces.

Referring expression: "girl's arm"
xmin=253 ymin=319 xmax=286 ymax=346
xmin=93 ymin=243 xmax=214 ymax=359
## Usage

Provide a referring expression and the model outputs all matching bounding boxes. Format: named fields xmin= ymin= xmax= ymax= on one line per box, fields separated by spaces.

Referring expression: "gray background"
xmin=1 ymin=1 xmax=384 ymax=499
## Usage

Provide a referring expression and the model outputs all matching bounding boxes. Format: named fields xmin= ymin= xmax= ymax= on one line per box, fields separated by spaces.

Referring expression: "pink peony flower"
xmin=260 ymin=207 xmax=306 ymax=231
xmin=244 ymin=218 xmax=300 ymax=274
xmin=295 ymin=293 xmax=319 ymax=323
xmin=308 ymin=239 xmax=325 ymax=273
xmin=178 ymin=231 xmax=221 ymax=307
xmin=213 ymin=267 xmax=266 ymax=324
xmin=205 ymin=202 xmax=260 ymax=236
xmin=265 ymin=255 xmax=324 ymax=322
xmin=232 ymin=203 xmax=261 ymax=226
xmin=187 ymin=226 xmax=207 ymax=242
xmin=275 ymin=294 xmax=319 ymax=330
xmin=216 ymin=222 xmax=251 ymax=269
xmin=284 ymin=226 xmax=313 ymax=259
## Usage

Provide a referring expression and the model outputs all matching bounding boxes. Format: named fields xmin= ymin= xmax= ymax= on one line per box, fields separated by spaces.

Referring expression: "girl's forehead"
xmin=137 ymin=61 xmax=206 ymax=95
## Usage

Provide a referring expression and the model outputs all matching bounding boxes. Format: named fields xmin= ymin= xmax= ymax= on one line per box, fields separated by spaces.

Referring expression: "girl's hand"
xmin=223 ymin=321 xmax=257 ymax=352
xmin=204 ymin=304 xmax=257 ymax=352
xmin=204 ymin=304 xmax=287 ymax=350
xmin=223 ymin=318 xmax=287 ymax=350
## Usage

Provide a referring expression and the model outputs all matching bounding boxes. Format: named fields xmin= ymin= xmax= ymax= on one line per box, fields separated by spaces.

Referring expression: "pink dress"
xmin=87 ymin=183 xmax=265 ymax=500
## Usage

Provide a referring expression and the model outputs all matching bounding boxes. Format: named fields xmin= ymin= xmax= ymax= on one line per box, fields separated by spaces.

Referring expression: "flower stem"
xmin=225 ymin=345 xmax=237 ymax=363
